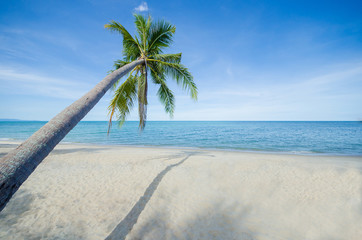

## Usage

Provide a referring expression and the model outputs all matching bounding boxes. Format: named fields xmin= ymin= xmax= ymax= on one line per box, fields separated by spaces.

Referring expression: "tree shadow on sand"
xmin=105 ymin=152 xmax=208 ymax=240
xmin=0 ymin=189 xmax=35 ymax=226
xmin=0 ymin=189 xmax=52 ymax=239
xmin=50 ymin=147 xmax=110 ymax=155
xmin=130 ymin=202 xmax=256 ymax=240
xmin=0 ymin=143 xmax=110 ymax=157
xmin=104 ymin=150 xmax=258 ymax=240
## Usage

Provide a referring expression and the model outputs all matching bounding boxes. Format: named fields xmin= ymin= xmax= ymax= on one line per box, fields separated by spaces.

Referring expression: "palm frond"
xmin=148 ymin=59 xmax=198 ymax=100
xmin=105 ymin=20 xmax=142 ymax=61
xmin=148 ymin=20 xmax=176 ymax=55
xmin=148 ymin=64 xmax=175 ymax=117
xmin=133 ymin=14 xmax=152 ymax=52
xmin=152 ymin=53 xmax=181 ymax=63
xmin=158 ymin=82 xmax=175 ymax=117
xmin=113 ymin=59 xmax=130 ymax=69
xmin=110 ymin=59 xmax=133 ymax=90
xmin=148 ymin=61 xmax=165 ymax=84
xmin=106 ymin=15 xmax=197 ymax=132
xmin=107 ymin=74 xmax=138 ymax=134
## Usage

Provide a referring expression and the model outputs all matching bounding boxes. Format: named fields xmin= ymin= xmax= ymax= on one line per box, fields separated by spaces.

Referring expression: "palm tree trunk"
xmin=0 ymin=59 xmax=144 ymax=212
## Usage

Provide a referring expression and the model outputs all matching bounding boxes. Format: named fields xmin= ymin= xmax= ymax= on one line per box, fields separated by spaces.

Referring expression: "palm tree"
xmin=105 ymin=14 xmax=197 ymax=131
xmin=0 ymin=14 xmax=196 ymax=212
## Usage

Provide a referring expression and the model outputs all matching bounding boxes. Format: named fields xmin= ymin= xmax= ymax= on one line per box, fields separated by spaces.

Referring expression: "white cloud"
xmin=172 ymin=61 xmax=362 ymax=121
xmin=0 ymin=66 xmax=92 ymax=100
xmin=1 ymin=27 xmax=81 ymax=52
xmin=134 ymin=2 xmax=149 ymax=12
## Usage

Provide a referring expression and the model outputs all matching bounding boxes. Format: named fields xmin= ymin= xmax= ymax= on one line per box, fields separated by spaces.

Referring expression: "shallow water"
xmin=0 ymin=121 xmax=361 ymax=155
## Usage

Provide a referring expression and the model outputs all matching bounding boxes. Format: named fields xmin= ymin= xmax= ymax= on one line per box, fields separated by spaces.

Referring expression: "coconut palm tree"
xmin=0 ymin=14 xmax=197 ymax=212
xmin=105 ymin=14 xmax=197 ymax=131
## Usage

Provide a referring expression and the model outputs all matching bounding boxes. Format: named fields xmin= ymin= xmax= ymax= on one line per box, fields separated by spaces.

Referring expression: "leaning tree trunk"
xmin=0 ymin=59 xmax=144 ymax=212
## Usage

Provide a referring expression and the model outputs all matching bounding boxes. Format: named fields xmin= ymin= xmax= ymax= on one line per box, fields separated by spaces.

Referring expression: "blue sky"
xmin=0 ymin=0 xmax=361 ymax=121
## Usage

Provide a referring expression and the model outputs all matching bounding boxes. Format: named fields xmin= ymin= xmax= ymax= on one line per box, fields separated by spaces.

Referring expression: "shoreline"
xmin=1 ymin=139 xmax=361 ymax=158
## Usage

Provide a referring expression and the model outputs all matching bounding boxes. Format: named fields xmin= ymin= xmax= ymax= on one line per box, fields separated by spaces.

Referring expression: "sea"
xmin=0 ymin=121 xmax=361 ymax=155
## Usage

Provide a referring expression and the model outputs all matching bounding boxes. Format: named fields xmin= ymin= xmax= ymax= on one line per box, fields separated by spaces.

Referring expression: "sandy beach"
xmin=0 ymin=141 xmax=361 ymax=240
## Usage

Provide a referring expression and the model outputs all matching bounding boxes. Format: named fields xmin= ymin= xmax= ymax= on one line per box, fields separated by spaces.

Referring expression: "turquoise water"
xmin=0 ymin=121 xmax=361 ymax=155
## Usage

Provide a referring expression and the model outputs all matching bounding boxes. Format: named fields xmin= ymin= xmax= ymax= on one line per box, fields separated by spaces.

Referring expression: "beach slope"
xmin=0 ymin=141 xmax=361 ymax=239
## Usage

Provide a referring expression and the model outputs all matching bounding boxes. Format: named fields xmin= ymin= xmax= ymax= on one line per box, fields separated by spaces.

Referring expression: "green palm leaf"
xmin=148 ymin=20 xmax=176 ymax=55
xmin=148 ymin=59 xmax=198 ymax=100
xmin=134 ymin=14 xmax=151 ymax=51
xmin=148 ymin=64 xmax=175 ymax=116
xmin=152 ymin=53 xmax=181 ymax=63
xmin=109 ymin=59 xmax=133 ymax=90
xmin=113 ymin=59 xmax=130 ymax=69
xmin=107 ymin=74 xmax=138 ymax=133
xmin=105 ymin=21 xmax=142 ymax=61
xmin=106 ymin=14 xmax=197 ymax=132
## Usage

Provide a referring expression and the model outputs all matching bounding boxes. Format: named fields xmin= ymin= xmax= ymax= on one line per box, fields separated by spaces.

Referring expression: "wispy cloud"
xmin=134 ymin=2 xmax=148 ymax=12
xmin=173 ymin=61 xmax=362 ymax=120
xmin=1 ymin=27 xmax=81 ymax=51
xmin=0 ymin=66 xmax=92 ymax=100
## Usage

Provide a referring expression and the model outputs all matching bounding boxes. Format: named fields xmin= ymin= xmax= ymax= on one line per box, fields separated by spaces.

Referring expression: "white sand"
xmin=0 ymin=141 xmax=361 ymax=240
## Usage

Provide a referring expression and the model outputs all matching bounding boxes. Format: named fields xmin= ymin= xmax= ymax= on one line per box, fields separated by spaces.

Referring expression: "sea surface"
xmin=0 ymin=121 xmax=361 ymax=155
